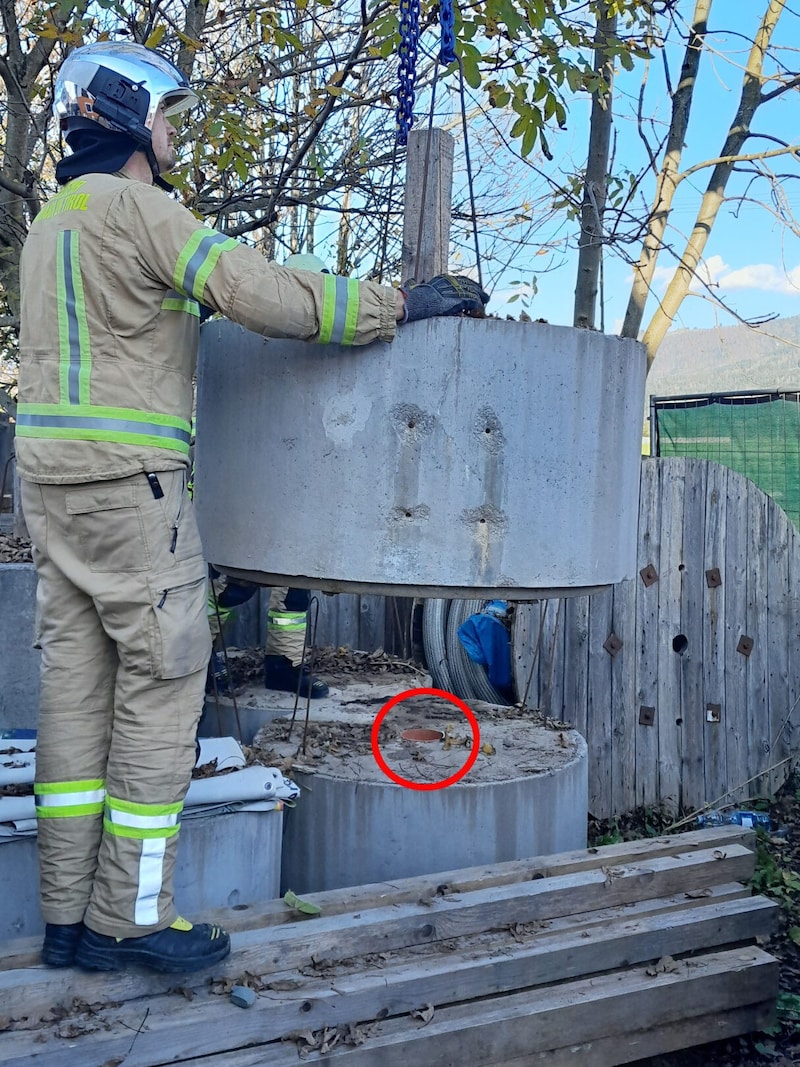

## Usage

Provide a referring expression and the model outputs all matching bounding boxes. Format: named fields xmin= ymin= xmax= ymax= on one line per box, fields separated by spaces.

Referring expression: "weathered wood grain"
xmin=0 ymin=896 xmax=774 ymax=1067
xmin=135 ymin=949 xmax=777 ymax=1067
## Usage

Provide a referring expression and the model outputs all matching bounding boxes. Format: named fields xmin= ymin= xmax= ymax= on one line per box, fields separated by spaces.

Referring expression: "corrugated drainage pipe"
xmin=422 ymin=598 xmax=454 ymax=693
xmin=446 ymin=598 xmax=512 ymax=706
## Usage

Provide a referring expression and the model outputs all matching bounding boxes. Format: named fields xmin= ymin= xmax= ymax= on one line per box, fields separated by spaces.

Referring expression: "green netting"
xmin=653 ymin=393 xmax=800 ymax=528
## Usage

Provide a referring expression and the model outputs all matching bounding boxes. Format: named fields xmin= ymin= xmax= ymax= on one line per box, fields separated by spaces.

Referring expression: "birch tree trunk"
xmin=619 ymin=0 xmax=712 ymax=344
xmin=641 ymin=0 xmax=786 ymax=368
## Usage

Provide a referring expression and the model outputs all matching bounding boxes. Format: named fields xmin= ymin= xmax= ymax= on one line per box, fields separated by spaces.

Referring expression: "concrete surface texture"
xmin=194 ymin=317 xmax=646 ymax=598
xmin=0 ymin=564 xmax=39 ymax=732
xmin=236 ymin=679 xmax=588 ymax=895
xmin=278 ymin=731 xmax=588 ymax=895
xmin=0 ymin=809 xmax=283 ymax=942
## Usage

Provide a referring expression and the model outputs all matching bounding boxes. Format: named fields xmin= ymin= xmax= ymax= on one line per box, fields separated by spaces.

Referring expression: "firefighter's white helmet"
xmin=284 ymin=253 xmax=330 ymax=273
xmin=53 ymin=41 xmax=197 ymax=145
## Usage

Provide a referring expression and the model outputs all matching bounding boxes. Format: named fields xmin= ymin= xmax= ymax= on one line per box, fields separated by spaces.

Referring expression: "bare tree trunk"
xmin=642 ymin=0 xmax=785 ymax=367
xmin=573 ymin=2 xmax=616 ymax=330
xmin=620 ymin=0 xmax=712 ymax=342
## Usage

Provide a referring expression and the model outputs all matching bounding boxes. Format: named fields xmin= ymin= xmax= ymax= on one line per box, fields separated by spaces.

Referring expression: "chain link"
xmin=439 ymin=0 xmax=457 ymax=64
xmin=395 ymin=0 xmax=420 ymax=146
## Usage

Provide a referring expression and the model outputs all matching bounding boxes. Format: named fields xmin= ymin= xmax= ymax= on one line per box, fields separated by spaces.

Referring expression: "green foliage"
xmin=751 ymin=839 xmax=800 ymax=918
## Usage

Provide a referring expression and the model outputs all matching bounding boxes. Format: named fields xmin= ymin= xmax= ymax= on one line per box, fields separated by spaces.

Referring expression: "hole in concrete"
xmin=672 ymin=634 xmax=688 ymax=655
xmin=301 ymin=1001 xmax=312 ymax=1013
xmin=402 ymin=728 xmax=444 ymax=742
xmin=404 ymin=511 xmax=412 ymax=518
xmin=422 ymin=923 xmax=435 ymax=938
xmin=377 ymin=1007 xmax=389 ymax=1020
xmin=675 ymin=717 xmax=683 ymax=726
xmin=479 ymin=518 xmax=487 ymax=524
xmin=485 ymin=427 xmax=492 ymax=434
xmin=231 ymin=904 xmax=249 ymax=911
xmin=408 ymin=420 xmax=416 ymax=429
xmin=679 ymin=563 xmax=685 ymax=571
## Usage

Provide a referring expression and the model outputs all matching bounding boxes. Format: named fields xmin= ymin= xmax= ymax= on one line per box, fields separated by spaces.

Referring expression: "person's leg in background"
xmin=264 ymin=586 xmax=329 ymax=698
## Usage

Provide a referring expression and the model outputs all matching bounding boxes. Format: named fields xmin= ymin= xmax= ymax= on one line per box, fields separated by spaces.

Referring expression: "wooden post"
xmin=401 ymin=128 xmax=455 ymax=282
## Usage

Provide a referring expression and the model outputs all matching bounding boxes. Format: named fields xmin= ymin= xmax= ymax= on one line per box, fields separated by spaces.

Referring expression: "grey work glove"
xmin=401 ymin=274 xmax=489 ymax=323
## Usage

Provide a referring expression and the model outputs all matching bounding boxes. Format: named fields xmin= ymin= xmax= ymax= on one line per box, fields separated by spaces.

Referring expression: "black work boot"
xmin=42 ymin=921 xmax=85 ymax=967
xmin=264 ymin=654 xmax=329 ymax=698
xmin=75 ymin=917 xmax=231 ymax=973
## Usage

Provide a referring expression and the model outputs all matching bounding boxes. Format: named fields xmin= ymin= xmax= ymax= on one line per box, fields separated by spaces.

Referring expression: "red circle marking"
xmin=371 ymin=687 xmax=480 ymax=791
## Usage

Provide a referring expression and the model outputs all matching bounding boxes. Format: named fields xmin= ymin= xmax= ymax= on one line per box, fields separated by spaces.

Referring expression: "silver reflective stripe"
xmin=108 ymin=808 xmax=179 ymax=831
xmin=134 ymin=838 xmax=167 ymax=925
xmin=16 ymin=413 xmax=190 ymax=445
xmin=36 ymin=788 xmax=105 ymax=808
xmin=182 ymin=233 xmax=234 ymax=300
xmin=62 ymin=231 xmax=82 ymax=404
xmin=328 ymin=276 xmax=351 ymax=345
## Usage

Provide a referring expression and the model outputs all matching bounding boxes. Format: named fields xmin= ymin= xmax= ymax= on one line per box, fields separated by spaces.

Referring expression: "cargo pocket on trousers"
xmin=147 ymin=558 xmax=211 ymax=679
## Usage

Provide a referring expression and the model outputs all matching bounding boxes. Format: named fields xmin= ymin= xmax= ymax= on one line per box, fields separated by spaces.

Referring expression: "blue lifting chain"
xmin=395 ymin=0 xmax=420 ymax=147
xmin=396 ymin=0 xmax=457 ymax=145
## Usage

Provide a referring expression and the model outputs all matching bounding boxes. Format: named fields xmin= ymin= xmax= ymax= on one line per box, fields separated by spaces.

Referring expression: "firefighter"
xmin=16 ymin=41 xmax=487 ymax=974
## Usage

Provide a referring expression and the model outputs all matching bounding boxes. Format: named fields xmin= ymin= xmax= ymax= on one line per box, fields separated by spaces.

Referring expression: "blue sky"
xmin=479 ymin=2 xmax=800 ymax=336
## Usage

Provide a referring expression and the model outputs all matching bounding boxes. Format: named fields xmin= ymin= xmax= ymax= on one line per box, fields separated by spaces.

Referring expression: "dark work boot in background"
xmin=264 ymin=654 xmax=329 ymax=699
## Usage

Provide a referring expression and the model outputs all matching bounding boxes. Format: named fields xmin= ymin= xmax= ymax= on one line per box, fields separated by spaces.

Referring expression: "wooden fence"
xmin=513 ymin=457 xmax=800 ymax=818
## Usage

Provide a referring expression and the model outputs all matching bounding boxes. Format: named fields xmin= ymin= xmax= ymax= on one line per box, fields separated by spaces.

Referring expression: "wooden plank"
xmin=512 ymin=601 xmax=544 ymax=710
xmin=767 ymin=504 xmax=792 ymax=796
xmin=0 ymin=826 xmax=756 ymax=972
xmin=400 ymin=128 xmax=455 ymax=282
xmin=562 ymin=594 xmax=589 ymax=736
xmin=679 ymin=458 xmax=707 ymax=812
xmin=703 ymin=461 xmax=729 ymax=807
xmin=489 ymin=1002 xmax=776 ymax=1067
xmin=542 ymin=599 xmax=565 ymax=718
xmin=635 ymin=458 xmax=661 ymax=809
xmin=0 ymin=846 xmax=757 ymax=1021
xmin=611 ymin=577 xmax=636 ymax=816
xmin=150 ymin=948 xmax=777 ymax=1067
xmin=356 ymin=594 xmax=385 ymax=653
xmin=1 ymin=896 xmax=775 ymax=1067
xmin=745 ymin=484 xmax=770 ymax=797
xmin=724 ymin=467 xmax=749 ymax=804
xmin=586 ymin=586 xmax=613 ymax=816
xmin=656 ymin=458 xmax=685 ymax=815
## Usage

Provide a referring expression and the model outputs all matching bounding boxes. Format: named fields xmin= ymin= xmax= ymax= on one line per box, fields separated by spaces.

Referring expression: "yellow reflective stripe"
xmin=55 ymin=231 xmax=93 ymax=405
xmin=35 ymin=779 xmax=105 ymax=819
xmin=15 ymin=403 xmax=191 ymax=454
xmin=104 ymin=819 xmax=180 ymax=840
xmin=38 ymin=803 xmax=105 ymax=819
xmin=107 ymin=796 xmax=183 ymax=818
xmin=318 ymin=274 xmax=338 ymax=343
xmin=105 ymin=795 xmax=182 ymax=840
xmin=318 ymin=276 xmax=360 ymax=345
xmin=35 ymin=778 xmax=104 ymax=795
xmin=161 ymin=295 xmax=201 ymax=316
xmin=268 ymin=611 xmax=307 ymax=632
xmin=173 ymin=228 xmax=238 ymax=302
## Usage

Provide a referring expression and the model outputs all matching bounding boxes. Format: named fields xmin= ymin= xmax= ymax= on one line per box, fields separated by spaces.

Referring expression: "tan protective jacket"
xmin=17 ymin=172 xmax=397 ymax=483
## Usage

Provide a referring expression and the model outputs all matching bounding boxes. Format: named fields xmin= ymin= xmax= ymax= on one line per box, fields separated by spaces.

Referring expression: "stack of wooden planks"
xmin=0 ymin=826 xmax=779 ymax=1066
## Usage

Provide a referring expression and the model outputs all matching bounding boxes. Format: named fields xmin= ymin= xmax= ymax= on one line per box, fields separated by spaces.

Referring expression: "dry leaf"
xmin=412 ymin=1004 xmax=435 ymax=1025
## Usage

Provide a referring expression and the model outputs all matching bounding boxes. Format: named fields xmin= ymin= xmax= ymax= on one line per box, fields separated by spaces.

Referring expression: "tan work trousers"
xmin=266 ymin=587 xmax=308 ymax=665
xmin=22 ymin=470 xmax=211 ymax=938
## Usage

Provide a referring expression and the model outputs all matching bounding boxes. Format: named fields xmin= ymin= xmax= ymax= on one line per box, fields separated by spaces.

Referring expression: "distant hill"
xmin=646 ymin=314 xmax=800 ymax=400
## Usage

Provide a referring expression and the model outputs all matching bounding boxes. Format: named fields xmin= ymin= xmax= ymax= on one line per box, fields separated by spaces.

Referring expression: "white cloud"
xmin=719 ymin=263 xmax=800 ymax=295
xmin=647 ymin=255 xmax=800 ymax=297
